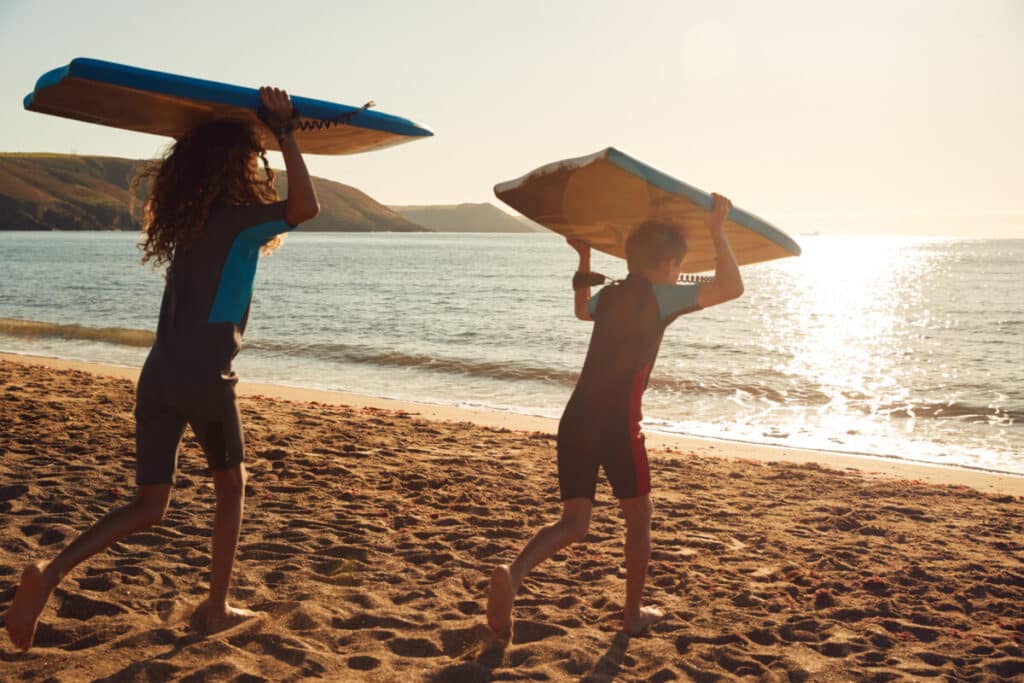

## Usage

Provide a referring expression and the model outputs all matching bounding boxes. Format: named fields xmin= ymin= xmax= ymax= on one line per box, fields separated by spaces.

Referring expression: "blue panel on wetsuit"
xmin=208 ymin=219 xmax=292 ymax=325
xmin=652 ymin=283 xmax=700 ymax=321
xmin=588 ymin=283 xmax=700 ymax=321
xmin=588 ymin=290 xmax=602 ymax=318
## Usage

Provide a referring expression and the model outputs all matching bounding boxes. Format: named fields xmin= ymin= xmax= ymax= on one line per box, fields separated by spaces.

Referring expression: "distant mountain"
xmin=515 ymin=215 xmax=547 ymax=234
xmin=390 ymin=202 xmax=544 ymax=233
xmin=0 ymin=153 xmax=426 ymax=232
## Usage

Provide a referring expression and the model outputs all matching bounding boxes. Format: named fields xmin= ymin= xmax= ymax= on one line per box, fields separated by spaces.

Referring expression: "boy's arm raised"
xmin=259 ymin=87 xmax=320 ymax=227
xmin=569 ymin=238 xmax=594 ymax=321
xmin=696 ymin=193 xmax=744 ymax=308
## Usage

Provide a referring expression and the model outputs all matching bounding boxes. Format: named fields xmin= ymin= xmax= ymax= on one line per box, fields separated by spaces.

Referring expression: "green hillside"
xmin=0 ymin=153 xmax=426 ymax=232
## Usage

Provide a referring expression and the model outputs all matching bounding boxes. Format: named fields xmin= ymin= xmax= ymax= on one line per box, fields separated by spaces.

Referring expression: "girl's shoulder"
xmin=208 ymin=200 xmax=290 ymax=237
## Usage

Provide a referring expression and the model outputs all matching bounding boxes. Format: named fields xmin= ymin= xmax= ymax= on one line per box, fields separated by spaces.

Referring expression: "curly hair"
xmin=133 ymin=119 xmax=282 ymax=268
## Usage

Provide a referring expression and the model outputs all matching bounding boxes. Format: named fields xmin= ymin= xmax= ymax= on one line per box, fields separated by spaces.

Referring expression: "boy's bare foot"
xmin=623 ymin=605 xmax=663 ymax=635
xmin=4 ymin=562 xmax=54 ymax=651
xmin=194 ymin=600 xmax=261 ymax=635
xmin=485 ymin=565 xmax=514 ymax=641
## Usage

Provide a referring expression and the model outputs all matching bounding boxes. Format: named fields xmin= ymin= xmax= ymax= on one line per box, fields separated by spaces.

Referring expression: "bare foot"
xmin=4 ymin=562 xmax=54 ymax=651
xmin=194 ymin=600 xmax=261 ymax=635
xmin=623 ymin=605 xmax=663 ymax=635
xmin=485 ymin=565 xmax=514 ymax=642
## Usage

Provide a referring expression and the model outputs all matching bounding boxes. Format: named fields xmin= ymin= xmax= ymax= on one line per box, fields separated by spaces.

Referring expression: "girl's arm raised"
xmin=259 ymin=86 xmax=320 ymax=227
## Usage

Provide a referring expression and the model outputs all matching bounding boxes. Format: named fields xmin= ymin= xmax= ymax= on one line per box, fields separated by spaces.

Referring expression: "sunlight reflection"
xmin=752 ymin=237 xmax=950 ymax=452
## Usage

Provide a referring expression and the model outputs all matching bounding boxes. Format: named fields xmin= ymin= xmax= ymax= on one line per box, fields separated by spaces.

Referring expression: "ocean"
xmin=0 ymin=231 xmax=1021 ymax=475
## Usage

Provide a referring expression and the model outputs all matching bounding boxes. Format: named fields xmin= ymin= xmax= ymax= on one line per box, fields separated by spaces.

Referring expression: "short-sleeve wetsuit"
xmin=135 ymin=201 xmax=293 ymax=485
xmin=556 ymin=272 xmax=701 ymax=501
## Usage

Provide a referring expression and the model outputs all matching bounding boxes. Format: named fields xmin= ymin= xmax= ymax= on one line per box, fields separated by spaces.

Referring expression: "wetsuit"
xmin=135 ymin=201 xmax=293 ymax=485
xmin=557 ymin=272 xmax=701 ymax=501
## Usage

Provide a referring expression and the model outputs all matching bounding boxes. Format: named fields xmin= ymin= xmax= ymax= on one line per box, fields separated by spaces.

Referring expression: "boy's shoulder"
xmin=590 ymin=277 xmax=700 ymax=324
xmin=651 ymin=282 xmax=701 ymax=323
xmin=587 ymin=277 xmax=646 ymax=319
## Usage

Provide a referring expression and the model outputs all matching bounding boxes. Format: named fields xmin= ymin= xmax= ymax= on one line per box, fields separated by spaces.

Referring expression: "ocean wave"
xmin=0 ymin=317 xmax=154 ymax=348
xmin=250 ymin=338 xmax=585 ymax=385
xmin=875 ymin=401 xmax=1022 ymax=424
xmin=3 ymin=317 xmax=1018 ymax=425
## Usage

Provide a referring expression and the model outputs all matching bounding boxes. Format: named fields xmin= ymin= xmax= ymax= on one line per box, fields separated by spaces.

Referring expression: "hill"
xmin=390 ymin=202 xmax=543 ymax=233
xmin=0 ymin=153 xmax=425 ymax=232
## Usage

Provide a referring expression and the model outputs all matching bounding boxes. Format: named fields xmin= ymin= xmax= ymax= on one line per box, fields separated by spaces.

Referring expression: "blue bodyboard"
xmin=24 ymin=58 xmax=433 ymax=155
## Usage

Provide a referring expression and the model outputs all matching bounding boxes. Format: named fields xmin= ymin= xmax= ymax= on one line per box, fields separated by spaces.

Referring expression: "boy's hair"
xmin=625 ymin=221 xmax=687 ymax=273
xmin=133 ymin=119 xmax=280 ymax=268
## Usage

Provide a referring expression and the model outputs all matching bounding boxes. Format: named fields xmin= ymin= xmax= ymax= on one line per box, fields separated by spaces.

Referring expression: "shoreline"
xmin=3 ymin=351 xmax=1021 ymax=496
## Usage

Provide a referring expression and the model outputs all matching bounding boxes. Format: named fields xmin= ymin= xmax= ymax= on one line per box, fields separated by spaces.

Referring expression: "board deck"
xmin=494 ymin=147 xmax=800 ymax=273
xmin=24 ymin=58 xmax=433 ymax=155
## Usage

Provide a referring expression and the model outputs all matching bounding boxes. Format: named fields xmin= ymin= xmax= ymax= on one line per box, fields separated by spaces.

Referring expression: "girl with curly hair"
xmin=4 ymin=87 xmax=319 ymax=650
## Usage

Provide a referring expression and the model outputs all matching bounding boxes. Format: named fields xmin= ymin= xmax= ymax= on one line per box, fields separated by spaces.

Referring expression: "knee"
xmin=134 ymin=493 xmax=169 ymax=527
xmin=214 ymin=464 xmax=247 ymax=498
xmin=561 ymin=514 xmax=590 ymax=543
xmin=622 ymin=496 xmax=653 ymax=527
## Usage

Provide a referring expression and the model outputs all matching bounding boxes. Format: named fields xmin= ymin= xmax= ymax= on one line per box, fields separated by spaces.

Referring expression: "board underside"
xmin=24 ymin=58 xmax=433 ymax=155
xmin=495 ymin=148 xmax=800 ymax=273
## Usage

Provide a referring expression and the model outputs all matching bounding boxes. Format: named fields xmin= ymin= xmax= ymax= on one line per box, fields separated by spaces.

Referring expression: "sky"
xmin=1 ymin=0 xmax=1021 ymax=236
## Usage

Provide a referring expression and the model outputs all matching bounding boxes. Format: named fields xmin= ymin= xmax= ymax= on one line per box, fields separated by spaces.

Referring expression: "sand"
xmin=1 ymin=355 xmax=1022 ymax=681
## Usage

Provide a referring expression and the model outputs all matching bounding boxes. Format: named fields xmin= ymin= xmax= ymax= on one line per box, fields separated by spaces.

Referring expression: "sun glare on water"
xmin=746 ymin=236 xmax=959 ymax=453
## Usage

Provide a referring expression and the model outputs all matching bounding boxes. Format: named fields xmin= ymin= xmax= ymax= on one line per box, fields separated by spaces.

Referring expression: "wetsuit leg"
xmin=602 ymin=431 xmax=651 ymax=500
xmin=188 ymin=380 xmax=245 ymax=472
xmin=135 ymin=355 xmax=187 ymax=485
xmin=556 ymin=418 xmax=600 ymax=501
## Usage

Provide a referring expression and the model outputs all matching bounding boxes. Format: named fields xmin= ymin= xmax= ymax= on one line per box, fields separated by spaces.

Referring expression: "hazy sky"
xmin=1 ymin=0 xmax=1021 ymax=236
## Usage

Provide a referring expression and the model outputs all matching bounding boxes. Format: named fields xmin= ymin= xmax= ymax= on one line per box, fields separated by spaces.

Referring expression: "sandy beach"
xmin=1 ymin=354 xmax=1022 ymax=681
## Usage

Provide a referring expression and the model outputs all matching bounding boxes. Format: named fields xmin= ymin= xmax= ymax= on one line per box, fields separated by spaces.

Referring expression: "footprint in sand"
xmin=93 ymin=660 xmax=179 ymax=682
xmin=0 ymin=484 xmax=29 ymax=503
xmin=227 ymin=631 xmax=308 ymax=667
xmin=331 ymin=613 xmax=419 ymax=630
xmin=512 ymin=619 xmax=567 ymax=645
xmin=75 ymin=573 xmax=115 ymax=592
xmin=455 ymin=600 xmax=483 ymax=616
xmin=63 ymin=626 xmax=134 ymax=652
xmin=17 ymin=621 xmax=74 ymax=649
xmin=387 ymin=636 xmax=443 ymax=658
xmin=56 ymin=592 xmax=128 ymax=620
xmin=348 ymin=655 xmax=381 ymax=670
xmin=110 ymin=626 xmax=179 ymax=650
xmin=714 ymin=645 xmax=769 ymax=677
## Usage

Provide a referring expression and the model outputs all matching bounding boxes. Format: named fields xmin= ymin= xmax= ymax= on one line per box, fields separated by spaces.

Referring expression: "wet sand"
xmin=1 ymin=356 xmax=1022 ymax=681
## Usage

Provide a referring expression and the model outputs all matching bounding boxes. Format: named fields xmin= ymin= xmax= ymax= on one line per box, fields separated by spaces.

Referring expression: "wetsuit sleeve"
xmin=653 ymin=283 xmax=701 ymax=323
xmin=229 ymin=201 xmax=292 ymax=243
xmin=587 ymin=289 xmax=603 ymax=318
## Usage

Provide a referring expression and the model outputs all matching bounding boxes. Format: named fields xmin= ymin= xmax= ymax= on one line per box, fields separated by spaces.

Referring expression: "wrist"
xmin=260 ymin=108 xmax=299 ymax=144
xmin=573 ymin=271 xmax=606 ymax=289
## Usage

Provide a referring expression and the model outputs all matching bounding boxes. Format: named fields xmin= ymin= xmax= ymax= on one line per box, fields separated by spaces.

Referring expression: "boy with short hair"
xmin=487 ymin=193 xmax=742 ymax=637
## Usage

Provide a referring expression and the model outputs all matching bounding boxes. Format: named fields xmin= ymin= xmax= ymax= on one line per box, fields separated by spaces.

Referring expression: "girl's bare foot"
xmin=195 ymin=599 xmax=261 ymax=635
xmin=4 ymin=562 xmax=54 ymax=651
xmin=485 ymin=565 xmax=514 ymax=642
xmin=623 ymin=605 xmax=663 ymax=635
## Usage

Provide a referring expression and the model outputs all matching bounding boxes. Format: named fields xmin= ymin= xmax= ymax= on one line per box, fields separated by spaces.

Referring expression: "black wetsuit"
xmin=135 ymin=201 xmax=292 ymax=485
xmin=557 ymin=272 xmax=701 ymax=500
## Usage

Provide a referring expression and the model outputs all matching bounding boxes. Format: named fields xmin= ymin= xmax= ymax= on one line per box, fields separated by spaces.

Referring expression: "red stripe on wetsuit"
xmin=627 ymin=360 xmax=654 ymax=495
